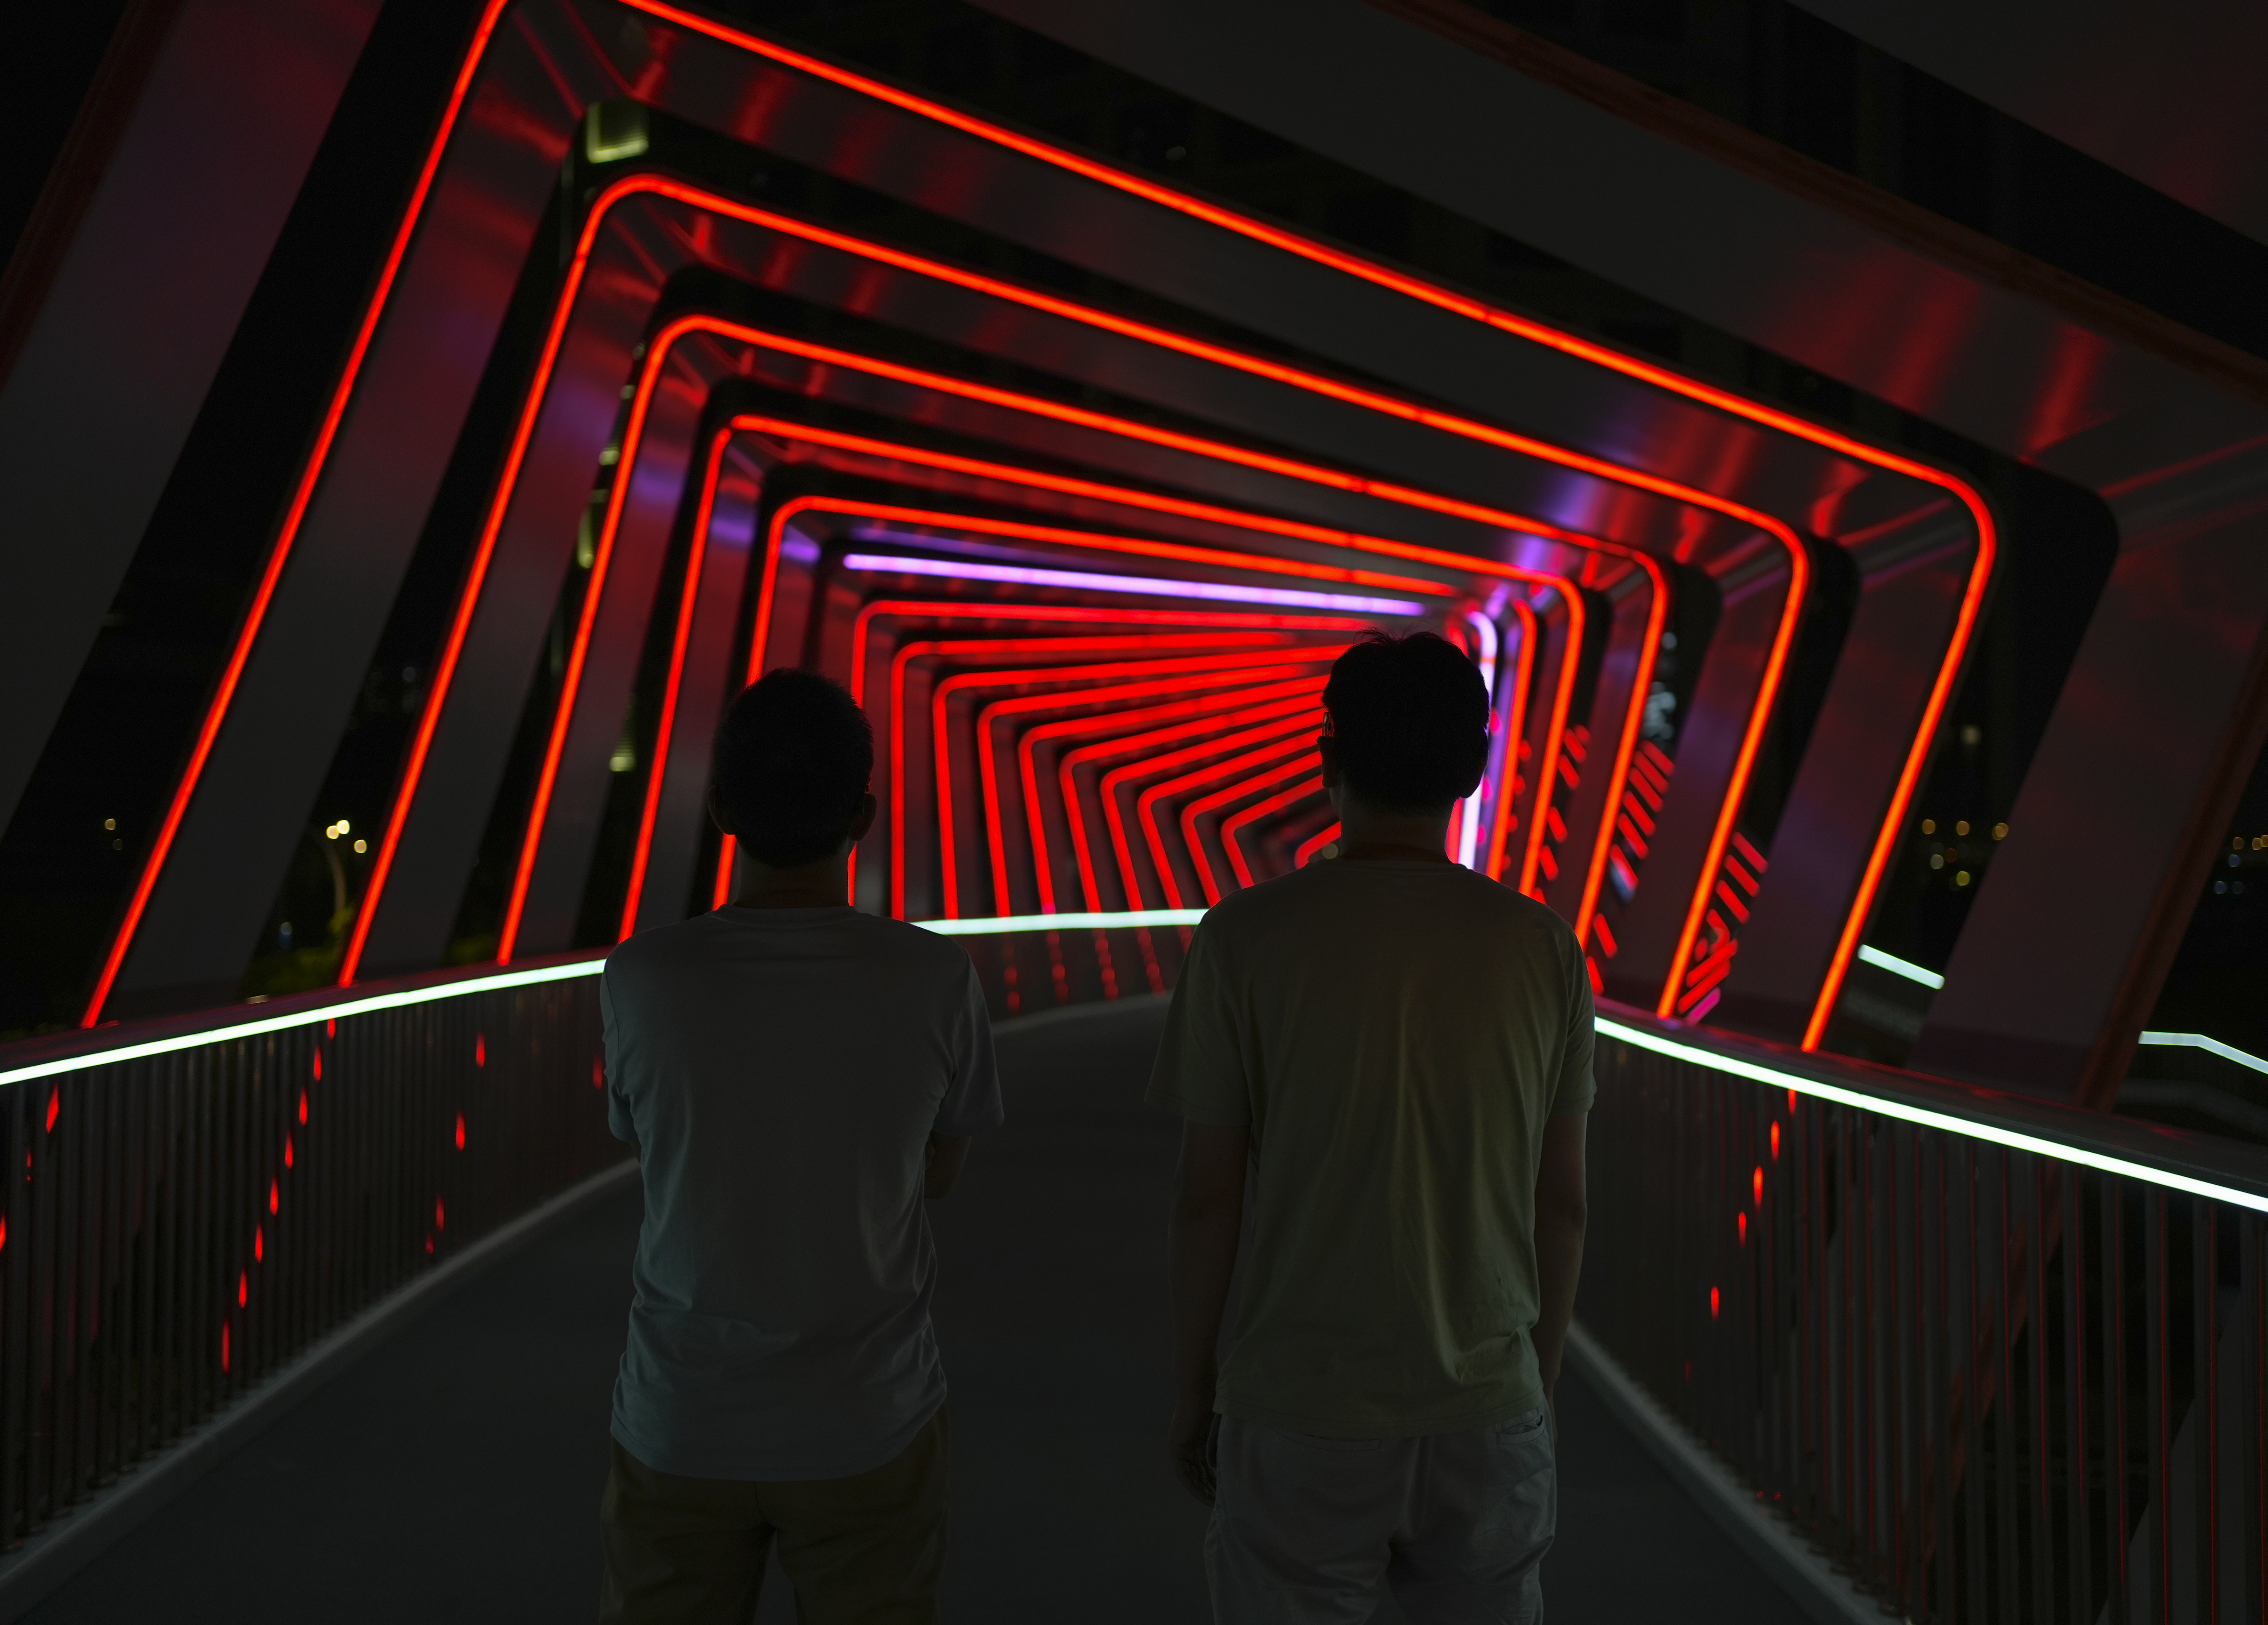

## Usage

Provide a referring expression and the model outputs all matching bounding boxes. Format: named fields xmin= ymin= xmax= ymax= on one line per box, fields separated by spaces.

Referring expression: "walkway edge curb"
xmin=0 ymin=1158 xmax=639 ymax=1623
xmin=1564 ymin=1323 xmax=1884 ymax=1625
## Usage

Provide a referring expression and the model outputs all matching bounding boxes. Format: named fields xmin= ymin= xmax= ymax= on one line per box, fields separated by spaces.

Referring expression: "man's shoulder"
xmin=848 ymin=912 xmax=979 ymax=975
xmin=1199 ymin=863 xmax=1328 ymax=935
xmin=605 ymin=910 xmax=721 ymax=974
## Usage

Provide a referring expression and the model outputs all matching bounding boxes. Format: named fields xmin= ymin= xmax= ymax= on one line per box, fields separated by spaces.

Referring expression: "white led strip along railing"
xmin=1599 ymin=1016 xmax=2268 ymax=1215
xmin=8 ymin=922 xmax=2263 ymax=1214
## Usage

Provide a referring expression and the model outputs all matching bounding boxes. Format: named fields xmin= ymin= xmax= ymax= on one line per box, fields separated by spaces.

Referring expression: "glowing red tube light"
xmin=1294 ymin=824 xmax=1345 ymax=869
xmin=928 ymin=650 xmax=1339 ymax=918
xmin=1185 ymin=756 xmax=1326 ymax=905
xmin=897 ymin=642 xmax=1327 ymax=917
xmin=617 ymin=423 xmax=732 ymax=941
xmin=906 ymin=639 xmax=1324 ymax=915
xmin=1056 ymin=689 xmax=1329 ymax=913
xmin=1222 ymin=776 xmax=1330 ymax=891
xmin=90 ymin=6 xmax=513 ymax=1019
xmin=1097 ymin=717 xmax=1322 ymax=911
xmin=1072 ymin=715 xmax=1322 ymax=912
xmin=1022 ymin=682 xmax=1329 ymax=912
xmin=976 ymin=665 xmax=1343 ymax=916
xmin=1483 ymin=597 xmax=1542 ymax=887
xmin=1139 ymin=736 xmax=1319 ymax=910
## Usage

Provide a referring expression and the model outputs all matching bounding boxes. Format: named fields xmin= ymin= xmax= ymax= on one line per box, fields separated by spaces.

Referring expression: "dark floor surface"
xmin=30 ymin=997 xmax=1808 ymax=1623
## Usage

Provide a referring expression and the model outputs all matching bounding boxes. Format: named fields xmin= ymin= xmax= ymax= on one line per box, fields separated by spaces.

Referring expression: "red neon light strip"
xmin=1222 ymin=776 xmax=1328 ymax=891
xmin=1186 ymin=758 xmax=1324 ymax=904
xmin=1057 ymin=689 xmax=1329 ymax=912
xmin=493 ymin=311 xmax=690 ymax=961
xmin=1294 ymin=823 xmax=1344 ymax=869
xmin=1139 ymin=736 xmax=1317 ymax=910
xmin=1025 ymin=684 xmax=1326 ymax=911
xmin=1094 ymin=715 xmax=1324 ymax=911
xmin=89 ymin=6 xmax=512 ymax=1019
xmin=929 ymin=650 xmax=1331 ymax=917
xmin=1482 ymin=599 xmax=1541 ymax=884
xmin=616 ymin=424 xmax=730 ymax=939
xmin=977 ymin=661 xmax=1340 ymax=915
xmin=901 ymin=631 xmax=1336 ymax=919
xmin=1096 ymin=717 xmax=1320 ymax=910
xmin=925 ymin=648 xmax=1324 ymax=920
xmin=910 ymin=641 xmax=1317 ymax=918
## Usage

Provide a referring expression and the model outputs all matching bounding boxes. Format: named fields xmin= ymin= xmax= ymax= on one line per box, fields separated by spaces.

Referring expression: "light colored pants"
xmin=1205 ymin=1406 xmax=1555 ymax=1624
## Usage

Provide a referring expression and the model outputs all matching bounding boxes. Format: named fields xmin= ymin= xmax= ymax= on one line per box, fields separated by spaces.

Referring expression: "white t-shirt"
xmin=601 ymin=905 xmax=1003 ymax=1481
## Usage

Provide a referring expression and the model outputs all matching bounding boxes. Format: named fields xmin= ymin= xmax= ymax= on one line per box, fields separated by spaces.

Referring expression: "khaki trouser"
xmin=1206 ymin=1406 xmax=1556 ymax=1624
xmin=598 ymin=1406 xmax=949 ymax=1625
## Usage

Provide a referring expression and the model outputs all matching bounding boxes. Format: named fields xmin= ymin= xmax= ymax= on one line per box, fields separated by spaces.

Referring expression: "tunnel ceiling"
xmin=54 ymin=0 xmax=2004 ymax=1058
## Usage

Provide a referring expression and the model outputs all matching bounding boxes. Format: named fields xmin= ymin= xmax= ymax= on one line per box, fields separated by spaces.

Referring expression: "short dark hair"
xmin=711 ymin=670 xmax=873 ymax=865
xmin=1322 ymin=632 xmax=1491 ymax=812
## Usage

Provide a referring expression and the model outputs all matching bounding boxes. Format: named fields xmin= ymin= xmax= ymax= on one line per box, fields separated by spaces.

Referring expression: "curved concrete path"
xmin=28 ymin=997 xmax=1808 ymax=1623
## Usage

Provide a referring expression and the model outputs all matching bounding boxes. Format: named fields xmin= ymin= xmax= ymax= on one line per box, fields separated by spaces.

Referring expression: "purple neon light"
xmin=839 ymin=553 xmax=1427 ymax=617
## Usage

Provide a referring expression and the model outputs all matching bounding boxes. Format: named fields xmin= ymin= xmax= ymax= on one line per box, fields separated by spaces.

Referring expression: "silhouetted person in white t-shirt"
xmin=598 ymin=670 xmax=1003 ymax=1624
xmin=1150 ymin=631 xmax=1592 ymax=1624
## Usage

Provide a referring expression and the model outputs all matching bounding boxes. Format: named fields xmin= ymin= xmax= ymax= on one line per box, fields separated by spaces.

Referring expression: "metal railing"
xmin=0 ymin=954 xmax=623 ymax=1552
xmin=1584 ymin=1004 xmax=2268 ymax=1624
xmin=10 ymin=921 xmax=2268 ymax=1622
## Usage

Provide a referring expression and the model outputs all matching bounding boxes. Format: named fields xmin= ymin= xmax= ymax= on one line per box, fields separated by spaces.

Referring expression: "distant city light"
xmin=1955 ymin=820 xmax=1969 ymax=835
xmin=1992 ymin=823 xmax=2008 ymax=840
xmin=1920 ymin=819 xmax=1935 ymax=834
xmin=354 ymin=839 xmax=367 ymax=854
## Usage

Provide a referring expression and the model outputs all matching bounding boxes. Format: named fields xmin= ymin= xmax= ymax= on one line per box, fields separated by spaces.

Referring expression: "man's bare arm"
xmin=926 ymin=1133 xmax=972 ymax=1198
xmin=1532 ymin=1112 xmax=1589 ymax=1406
xmin=1165 ymin=1120 xmax=1249 ymax=1504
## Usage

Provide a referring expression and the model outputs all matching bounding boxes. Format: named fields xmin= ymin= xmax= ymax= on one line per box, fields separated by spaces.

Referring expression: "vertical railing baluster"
xmin=2246 ymin=1217 xmax=2265 ymax=1625
xmin=2145 ymin=1190 xmax=2170 ymax=1625
xmin=1 ymin=1080 xmax=25 ymax=1545
xmin=2065 ymin=1167 xmax=2093 ymax=1624
xmin=2107 ymin=1174 xmax=2132 ymax=1625
xmin=2195 ymin=1203 xmax=2217 ymax=1624
xmin=1941 ymin=1128 xmax=1959 ymax=1623
xmin=1991 ymin=1151 xmax=2019 ymax=1625
xmin=1963 ymin=1139 xmax=1989 ymax=1625
xmin=2033 ymin=1159 xmax=2055 ymax=1624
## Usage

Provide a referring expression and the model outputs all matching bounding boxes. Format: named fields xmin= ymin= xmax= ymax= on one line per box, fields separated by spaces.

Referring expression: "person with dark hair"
xmin=596 ymin=669 xmax=1003 ymax=1625
xmin=1149 ymin=631 xmax=1592 ymax=1623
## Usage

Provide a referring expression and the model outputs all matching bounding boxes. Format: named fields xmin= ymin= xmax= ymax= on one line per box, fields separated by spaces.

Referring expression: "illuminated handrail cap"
xmin=1854 ymin=944 xmax=1944 ymax=990
xmin=2137 ymin=1031 xmax=2268 ymax=1076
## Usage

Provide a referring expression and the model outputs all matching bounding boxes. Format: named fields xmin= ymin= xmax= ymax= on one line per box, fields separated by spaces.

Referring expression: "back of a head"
xmin=711 ymin=669 xmax=874 ymax=866
xmin=1322 ymin=632 xmax=1491 ymax=812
